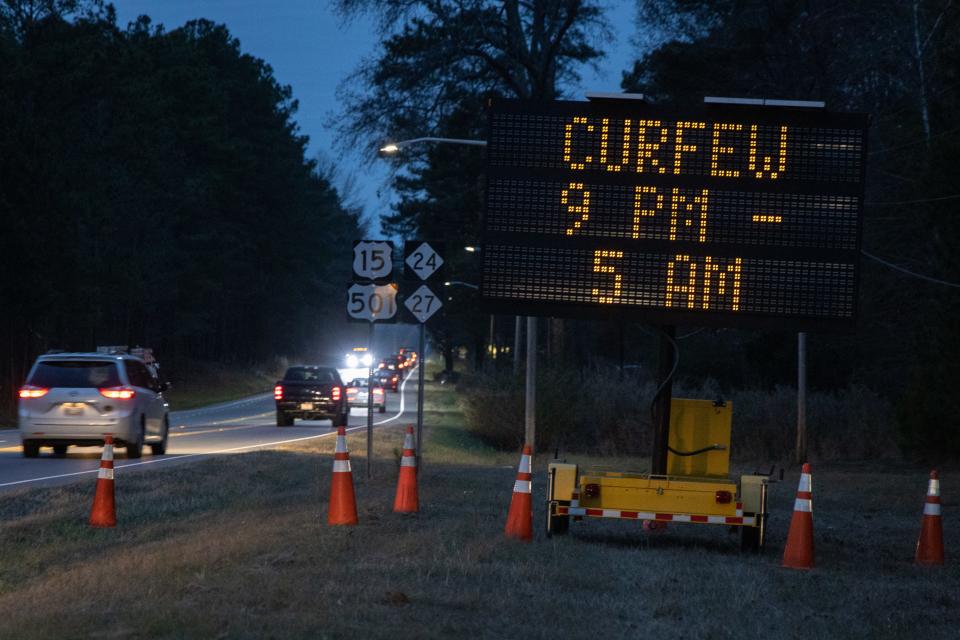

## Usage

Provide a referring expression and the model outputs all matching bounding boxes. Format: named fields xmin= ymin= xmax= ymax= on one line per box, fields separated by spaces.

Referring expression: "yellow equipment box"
xmin=667 ymin=398 xmax=732 ymax=478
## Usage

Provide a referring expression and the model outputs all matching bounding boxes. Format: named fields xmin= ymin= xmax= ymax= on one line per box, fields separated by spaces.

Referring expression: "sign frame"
xmin=480 ymin=98 xmax=869 ymax=332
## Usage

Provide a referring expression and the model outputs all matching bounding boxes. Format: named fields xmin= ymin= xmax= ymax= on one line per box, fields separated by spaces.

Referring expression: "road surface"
xmin=0 ymin=366 xmax=419 ymax=491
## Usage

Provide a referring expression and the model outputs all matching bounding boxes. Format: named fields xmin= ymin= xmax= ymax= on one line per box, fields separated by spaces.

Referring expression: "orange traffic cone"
xmin=327 ymin=426 xmax=358 ymax=526
xmin=915 ymin=470 xmax=944 ymax=566
xmin=393 ymin=426 xmax=419 ymax=513
xmin=782 ymin=462 xmax=814 ymax=569
xmin=89 ymin=435 xmax=116 ymax=528
xmin=504 ymin=444 xmax=533 ymax=541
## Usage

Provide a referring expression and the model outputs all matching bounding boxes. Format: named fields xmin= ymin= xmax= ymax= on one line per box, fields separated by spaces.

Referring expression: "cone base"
xmin=328 ymin=473 xmax=358 ymax=526
xmin=504 ymin=493 xmax=533 ymax=541
xmin=393 ymin=467 xmax=419 ymax=513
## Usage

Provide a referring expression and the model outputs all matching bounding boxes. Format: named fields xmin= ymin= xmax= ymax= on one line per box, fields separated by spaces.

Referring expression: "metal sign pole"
xmin=524 ymin=316 xmax=537 ymax=451
xmin=797 ymin=332 xmax=808 ymax=464
xmin=366 ymin=320 xmax=375 ymax=479
xmin=416 ymin=322 xmax=426 ymax=464
xmin=651 ymin=325 xmax=676 ymax=475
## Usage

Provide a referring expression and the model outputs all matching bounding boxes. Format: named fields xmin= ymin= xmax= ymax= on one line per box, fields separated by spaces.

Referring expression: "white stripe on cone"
xmin=518 ymin=455 xmax=531 ymax=474
xmin=798 ymin=473 xmax=812 ymax=492
xmin=513 ymin=480 xmax=532 ymax=494
xmin=400 ymin=457 xmax=416 ymax=467
xmin=928 ymin=479 xmax=940 ymax=496
xmin=335 ymin=437 xmax=348 ymax=453
xmin=794 ymin=498 xmax=812 ymax=513
xmin=923 ymin=502 xmax=942 ymax=516
xmin=103 ymin=446 xmax=114 ymax=461
xmin=97 ymin=468 xmax=114 ymax=480
xmin=333 ymin=460 xmax=352 ymax=473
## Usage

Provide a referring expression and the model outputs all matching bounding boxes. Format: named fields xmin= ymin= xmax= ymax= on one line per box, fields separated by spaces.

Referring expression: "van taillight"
xmin=274 ymin=385 xmax=283 ymax=400
xmin=332 ymin=386 xmax=341 ymax=401
xmin=99 ymin=387 xmax=135 ymax=400
xmin=18 ymin=386 xmax=49 ymax=399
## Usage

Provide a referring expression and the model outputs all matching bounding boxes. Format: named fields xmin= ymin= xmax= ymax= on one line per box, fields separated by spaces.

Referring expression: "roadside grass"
xmin=0 ymin=382 xmax=958 ymax=638
xmin=164 ymin=362 xmax=277 ymax=411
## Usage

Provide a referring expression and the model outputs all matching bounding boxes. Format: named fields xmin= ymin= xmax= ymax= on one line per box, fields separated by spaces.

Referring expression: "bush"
xmin=459 ymin=366 xmax=899 ymax=462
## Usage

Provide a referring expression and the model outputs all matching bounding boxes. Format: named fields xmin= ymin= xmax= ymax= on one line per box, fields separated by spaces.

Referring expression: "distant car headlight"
xmin=345 ymin=354 xmax=359 ymax=368
xmin=361 ymin=353 xmax=374 ymax=367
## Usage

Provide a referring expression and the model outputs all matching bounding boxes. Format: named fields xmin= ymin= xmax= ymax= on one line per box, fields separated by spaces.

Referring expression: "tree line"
xmin=336 ymin=0 xmax=960 ymax=458
xmin=0 ymin=1 xmax=360 ymax=414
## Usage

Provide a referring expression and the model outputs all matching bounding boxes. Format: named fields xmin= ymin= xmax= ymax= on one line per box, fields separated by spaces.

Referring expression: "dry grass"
xmin=0 ymin=383 xmax=957 ymax=639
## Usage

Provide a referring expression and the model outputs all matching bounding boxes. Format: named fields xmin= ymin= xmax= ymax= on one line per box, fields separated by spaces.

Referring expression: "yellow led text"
xmin=561 ymin=182 xmax=591 ymax=235
xmin=669 ymin=188 xmax=710 ymax=243
xmin=710 ymin=123 xmax=743 ymax=177
xmin=666 ymin=255 xmax=742 ymax=310
xmin=749 ymin=125 xmax=788 ymax=179
xmin=592 ymin=250 xmax=624 ymax=304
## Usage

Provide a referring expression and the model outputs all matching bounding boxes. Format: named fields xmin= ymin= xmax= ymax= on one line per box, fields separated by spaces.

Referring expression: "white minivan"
xmin=18 ymin=353 xmax=170 ymax=458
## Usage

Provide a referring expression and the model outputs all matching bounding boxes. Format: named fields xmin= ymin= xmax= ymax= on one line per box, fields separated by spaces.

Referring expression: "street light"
xmin=379 ymin=137 xmax=488 ymax=156
xmin=377 ymin=133 xmax=537 ymax=451
xmin=444 ymin=280 xmax=479 ymax=290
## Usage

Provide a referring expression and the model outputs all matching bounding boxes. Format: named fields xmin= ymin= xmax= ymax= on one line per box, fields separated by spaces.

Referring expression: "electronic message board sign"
xmin=480 ymin=99 xmax=869 ymax=330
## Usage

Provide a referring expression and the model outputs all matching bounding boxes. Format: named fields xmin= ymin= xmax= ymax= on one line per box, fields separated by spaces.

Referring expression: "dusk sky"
xmin=111 ymin=1 xmax=637 ymax=231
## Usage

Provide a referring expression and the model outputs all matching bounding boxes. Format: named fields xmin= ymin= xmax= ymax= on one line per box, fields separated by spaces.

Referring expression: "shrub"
xmin=459 ymin=366 xmax=899 ymax=462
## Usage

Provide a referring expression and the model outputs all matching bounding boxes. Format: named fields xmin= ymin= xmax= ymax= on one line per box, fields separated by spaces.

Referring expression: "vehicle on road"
xmin=374 ymin=368 xmax=400 ymax=391
xmin=274 ymin=365 xmax=348 ymax=427
xmin=344 ymin=347 xmax=374 ymax=369
xmin=18 ymin=352 xmax=170 ymax=458
xmin=399 ymin=348 xmax=417 ymax=368
xmin=345 ymin=378 xmax=386 ymax=413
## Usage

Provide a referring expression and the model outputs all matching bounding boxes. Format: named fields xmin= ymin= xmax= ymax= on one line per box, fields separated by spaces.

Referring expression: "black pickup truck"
xmin=273 ymin=365 xmax=348 ymax=427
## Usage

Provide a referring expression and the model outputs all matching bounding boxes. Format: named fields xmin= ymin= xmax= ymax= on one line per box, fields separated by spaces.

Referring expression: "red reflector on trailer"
xmin=715 ymin=490 xmax=733 ymax=504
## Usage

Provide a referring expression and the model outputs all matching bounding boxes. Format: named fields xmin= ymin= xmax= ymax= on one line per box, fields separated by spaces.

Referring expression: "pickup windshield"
xmin=283 ymin=367 xmax=338 ymax=383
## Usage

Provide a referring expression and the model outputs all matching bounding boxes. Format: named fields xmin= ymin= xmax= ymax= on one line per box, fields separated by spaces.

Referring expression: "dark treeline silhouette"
xmin=0 ymin=3 xmax=360 ymax=413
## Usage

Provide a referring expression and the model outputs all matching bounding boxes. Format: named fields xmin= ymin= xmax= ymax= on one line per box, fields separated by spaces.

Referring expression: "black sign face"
xmin=481 ymin=99 xmax=869 ymax=330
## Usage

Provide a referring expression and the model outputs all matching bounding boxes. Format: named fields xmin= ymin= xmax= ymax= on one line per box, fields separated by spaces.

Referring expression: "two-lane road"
xmin=0 ymin=366 xmax=419 ymax=491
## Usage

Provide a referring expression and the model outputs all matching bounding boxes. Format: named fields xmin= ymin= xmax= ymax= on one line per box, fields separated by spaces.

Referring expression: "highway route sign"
xmin=404 ymin=284 xmax=443 ymax=323
xmin=404 ymin=241 xmax=445 ymax=281
xmin=347 ymin=283 xmax=398 ymax=322
xmin=353 ymin=240 xmax=394 ymax=281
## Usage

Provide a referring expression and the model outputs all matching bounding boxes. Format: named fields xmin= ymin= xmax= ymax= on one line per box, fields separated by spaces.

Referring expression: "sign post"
xmin=403 ymin=241 xmax=445 ymax=463
xmin=349 ymin=240 xmax=396 ymax=479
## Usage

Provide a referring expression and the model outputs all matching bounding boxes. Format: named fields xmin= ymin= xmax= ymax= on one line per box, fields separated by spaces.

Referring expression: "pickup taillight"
xmin=373 ymin=388 xmax=384 ymax=398
xmin=274 ymin=385 xmax=283 ymax=400
xmin=332 ymin=386 xmax=341 ymax=401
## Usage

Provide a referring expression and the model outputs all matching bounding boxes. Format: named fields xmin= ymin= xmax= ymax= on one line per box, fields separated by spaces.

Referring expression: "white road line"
xmin=0 ymin=365 xmax=417 ymax=489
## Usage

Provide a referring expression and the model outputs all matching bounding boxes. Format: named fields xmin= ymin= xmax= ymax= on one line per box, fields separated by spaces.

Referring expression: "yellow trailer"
xmin=546 ymin=398 xmax=769 ymax=551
